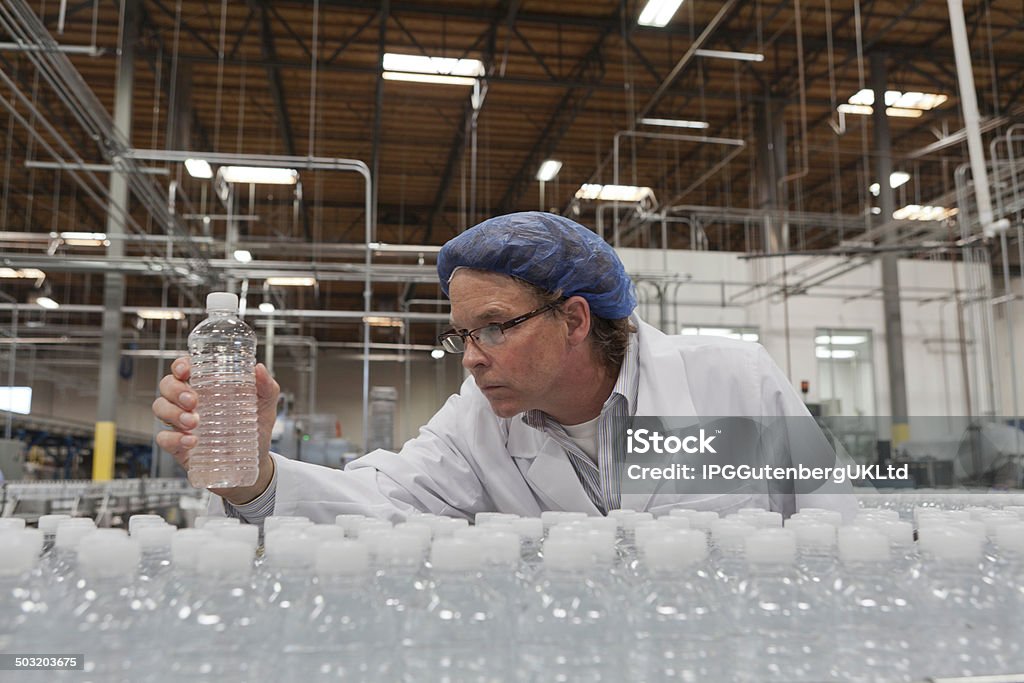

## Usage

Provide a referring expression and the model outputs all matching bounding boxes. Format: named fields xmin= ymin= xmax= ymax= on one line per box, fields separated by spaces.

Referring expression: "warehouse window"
xmin=815 ymin=329 xmax=875 ymax=416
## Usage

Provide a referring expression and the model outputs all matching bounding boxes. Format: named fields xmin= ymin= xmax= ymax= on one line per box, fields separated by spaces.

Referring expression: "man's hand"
xmin=152 ymin=356 xmax=280 ymax=505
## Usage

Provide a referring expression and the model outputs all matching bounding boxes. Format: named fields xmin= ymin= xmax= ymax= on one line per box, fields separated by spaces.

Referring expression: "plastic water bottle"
xmin=632 ymin=530 xmax=722 ymax=681
xmin=403 ymin=537 xmax=512 ymax=682
xmin=187 ymin=291 xmax=259 ymax=489
xmin=279 ymin=539 xmax=398 ymax=682
xmin=914 ymin=527 xmax=1004 ymax=677
xmin=0 ymin=531 xmax=44 ymax=654
xmin=167 ymin=540 xmax=268 ymax=680
xmin=833 ymin=527 xmax=915 ymax=682
xmin=53 ymin=536 xmax=147 ymax=682
xmin=518 ymin=538 xmax=623 ymax=682
xmin=733 ymin=528 xmax=826 ymax=683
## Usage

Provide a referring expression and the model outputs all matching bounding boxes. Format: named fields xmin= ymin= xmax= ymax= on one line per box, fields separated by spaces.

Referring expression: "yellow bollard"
xmin=92 ymin=421 xmax=116 ymax=481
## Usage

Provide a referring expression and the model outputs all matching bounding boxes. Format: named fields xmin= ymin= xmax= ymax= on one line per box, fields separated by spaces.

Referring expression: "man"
xmin=154 ymin=212 xmax=857 ymax=524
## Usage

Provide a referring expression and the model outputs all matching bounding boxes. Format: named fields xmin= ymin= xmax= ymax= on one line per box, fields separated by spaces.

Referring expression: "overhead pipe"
xmin=946 ymin=0 xmax=1009 ymax=238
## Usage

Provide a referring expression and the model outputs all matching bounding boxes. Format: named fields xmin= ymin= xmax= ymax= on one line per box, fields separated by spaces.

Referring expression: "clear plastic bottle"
xmin=187 ymin=291 xmax=259 ymax=489
xmin=518 ymin=538 xmax=623 ymax=682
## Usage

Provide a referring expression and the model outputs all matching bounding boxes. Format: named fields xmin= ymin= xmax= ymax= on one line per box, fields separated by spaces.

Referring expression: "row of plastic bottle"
xmin=2 ymin=503 xmax=1024 ymax=683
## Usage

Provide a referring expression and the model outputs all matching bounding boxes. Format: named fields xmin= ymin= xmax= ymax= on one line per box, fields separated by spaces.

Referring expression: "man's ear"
xmin=562 ymin=296 xmax=591 ymax=346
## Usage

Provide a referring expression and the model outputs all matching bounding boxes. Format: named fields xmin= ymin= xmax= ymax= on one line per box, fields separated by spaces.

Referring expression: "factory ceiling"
xmin=0 ymin=0 xmax=1022 ymax=349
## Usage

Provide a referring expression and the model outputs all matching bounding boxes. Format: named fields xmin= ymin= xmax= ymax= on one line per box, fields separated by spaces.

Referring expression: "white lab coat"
xmin=209 ymin=317 xmax=859 ymax=522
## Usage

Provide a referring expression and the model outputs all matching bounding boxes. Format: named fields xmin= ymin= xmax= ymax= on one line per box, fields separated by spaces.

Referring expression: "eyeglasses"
xmin=438 ymin=302 xmax=559 ymax=354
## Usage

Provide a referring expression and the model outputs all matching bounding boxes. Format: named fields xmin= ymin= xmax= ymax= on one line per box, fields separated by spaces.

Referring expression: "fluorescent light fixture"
xmin=431 ymin=348 xmax=446 ymax=360
xmin=815 ymin=335 xmax=867 ymax=345
xmin=816 ymin=347 xmax=857 ymax=359
xmin=57 ymin=231 xmax=109 ymax=246
xmin=535 ymin=159 xmax=563 ymax=182
xmin=893 ymin=205 xmax=958 ymax=221
xmin=233 ymin=249 xmax=253 ymax=263
xmin=837 ymin=103 xmax=874 ymax=116
xmin=638 ymin=0 xmax=685 ymax=27
xmin=885 ymin=107 xmax=923 ymax=118
xmin=220 ymin=166 xmax=299 ymax=185
xmin=869 ymin=172 xmax=911 ymax=196
xmin=382 ymin=71 xmax=478 ymax=86
xmin=695 ymin=49 xmax=765 ymax=62
xmin=35 ymin=296 xmax=59 ymax=310
xmin=383 ymin=53 xmax=484 ymax=77
xmin=265 ymin=276 xmax=316 ymax=286
xmin=258 ymin=302 xmax=276 ymax=313
xmin=137 ymin=309 xmax=185 ymax=320
xmin=363 ymin=316 xmax=404 ymax=328
xmin=638 ymin=117 xmax=710 ymax=129
xmin=184 ymin=158 xmax=213 ymax=179
xmin=0 ymin=386 xmax=31 ymax=414
xmin=574 ymin=183 xmax=654 ymax=202
xmin=0 ymin=268 xmax=45 ymax=279
xmin=841 ymin=89 xmax=945 ymax=118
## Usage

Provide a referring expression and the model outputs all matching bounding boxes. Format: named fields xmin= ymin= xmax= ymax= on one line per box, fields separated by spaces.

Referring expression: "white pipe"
xmin=947 ymin=0 xmax=1009 ymax=238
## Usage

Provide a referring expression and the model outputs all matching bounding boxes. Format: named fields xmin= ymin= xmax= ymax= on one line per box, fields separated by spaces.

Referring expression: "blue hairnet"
xmin=437 ymin=211 xmax=636 ymax=319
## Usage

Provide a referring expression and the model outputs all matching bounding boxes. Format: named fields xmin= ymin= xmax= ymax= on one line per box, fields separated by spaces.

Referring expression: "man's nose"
xmin=461 ymin=336 xmax=489 ymax=369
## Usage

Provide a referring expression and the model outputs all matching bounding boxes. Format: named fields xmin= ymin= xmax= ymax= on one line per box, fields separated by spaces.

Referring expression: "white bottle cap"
xmin=394 ymin=522 xmax=433 ymax=543
xmin=659 ymin=517 xmax=691 ymax=531
xmin=995 ymin=524 xmax=1024 ymax=555
xmin=685 ymin=511 xmax=721 ymax=531
xmin=134 ymin=524 xmax=176 ymax=550
xmin=302 ymin=525 xmax=348 ymax=544
xmin=793 ymin=509 xmax=844 ymax=528
xmin=474 ymin=512 xmax=520 ymax=526
xmin=667 ymin=508 xmax=697 ymax=519
xmin=193 ymin=515 xmax=239 ymax=529
xmin=78 ymin=537 xmax=141 ymax=578
xmin=373 ymin=535 xmax=424 ymax=567
xmin=540 ymin=511 xmax=588 ymax=530
xmin=0 ymin=532 xmax=38 ymax=576
xmin=789 ymin=521 xmax=837 ymax=549
xmin=334 ymin=514 xmax=370 ymax=534
xmin=11 ymin=529 xmax=43 ymax=558
xmin=264 ymin=532 xmax=316 ymax=568
xmin=171 ymin=529 xmax=217 ymax=570
xmin=543 ymin=539 xmax=592 ymax=571
xmin=128 ymin=515 xmax=166 ymax=535
xmin=918 ymin=527 xmax=983 ymax=562
xmin=478 ymin=531 xmax=521 ymax=566
xmin=745 ymin=529 xmax=797 ymax=564
xmin=581 ymin=530 xmax=616 ymax=563
xmin=0 ymin=518 xmax=26 ymax=531
xmin=354 ymin=519 xmax=395 ymax=540
xmin=643 ymin=530 xmax=708 ymax=570
xmin=316 ymin=540 xmax=371 ymax=576
xmin=430 ymin=538 xmax=481 ymax=572
xmin=710 ymin=519 xmax=756 ymax=551
xmin=838 ymin=528 xmax=890 ymax=563
xmin=978 ymin=512 xmax=1020 ymax=539
xmin=510 ymin=518 xmax=543 ymax=541
xmin=738 ymin=510 xmax=783 ymax=528
xmin=634 ymin=521 xmax=669 ymax=549
xmin=947 ymin=520 xmax=986 ymax=540
xmin=872 ymin=520 xmax=914 ymax=547
xmin=206 ymin=292 xmax=238 ymax=312
xmin=424 ymin=517 xmax=468 ymax=539
xmin=197 ymin=540 xmax=252 ymax=578
xmin=263 ymin=516 xmax=312 ymax=534
xmin=38 ymin=514 xmax=71 ymax=533
xmin=581 ymin=517 xmax=621 ymax=533
xmin=211 ymin=524 xmax=260 ymax=549
xmin=620 ymin=512 xmax=655 ymax=531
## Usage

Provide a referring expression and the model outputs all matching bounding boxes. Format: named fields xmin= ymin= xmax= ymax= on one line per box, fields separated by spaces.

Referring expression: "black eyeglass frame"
xmin=437 ymin=302 xmax=561 ymax=354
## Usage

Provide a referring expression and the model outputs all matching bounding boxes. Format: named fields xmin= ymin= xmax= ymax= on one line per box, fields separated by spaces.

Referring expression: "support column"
xmin=871 ymin=52 xmax=910 ymax=449
xmin=756 ymin=93 xmax=788 ymax=252
xmin=94 ymin=0 xmax=139 ymax=481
